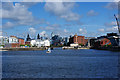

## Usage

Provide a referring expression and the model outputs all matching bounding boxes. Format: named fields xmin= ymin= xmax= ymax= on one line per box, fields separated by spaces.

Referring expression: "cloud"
xmin=106 ymin=26 xmax=118 ymax=32
xmin=41 ymin=24 xmax=61 ymax=31
xmin=44 ymin=2 xmax=81 ymax=21
xmin=2 ymin=22 xmax=14 ymax=28
xmin=1 ymin=2 xmax=44 ymax=28
xmin=113 ymin=0 xmax=120 ymax=2
xmin=104 ymin=21 xmax=117 ymax=27
xmin=40 ymin=31 xmax=46 ymax=36
xmin=29 ymin=27 xmax=36 ymax=35
xmin=105 ymin=2 xmax=118 ymax=10
xmin=20 ymin=2 xmax=38 ymax=8
xmin=79 ymin=28 xmax=87 ymax=35
xmin=87 ymin=10 xmax=98 ymax=16
xmin=98 ymin=29 xmax=105 ymax=32
xmin=64 ymin=29 xmax=68 ymax=33
xmin=98 ymin=26 xmax=118 ymax=34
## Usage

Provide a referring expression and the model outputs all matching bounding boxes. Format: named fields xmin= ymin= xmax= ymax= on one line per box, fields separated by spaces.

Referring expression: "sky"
xmin=1 ymin=2 xmax=119 ymax=39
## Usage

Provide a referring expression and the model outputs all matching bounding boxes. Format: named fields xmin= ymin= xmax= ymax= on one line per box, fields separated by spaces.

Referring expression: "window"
xmin=101 ymin=41 xmax=103 ymax=44
xmin=81 ymin=39 xmax=83 ymax=43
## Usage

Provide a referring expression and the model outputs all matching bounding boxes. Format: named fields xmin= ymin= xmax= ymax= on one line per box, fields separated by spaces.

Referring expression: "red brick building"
xmin=69 ymin=34 xmax=88 ymax=45
xmin=18 ymin=38 xmax=25 ymax=45
xmin=11 ymin=43 xmax=19 ymax=48
xmin=25 ymin=41 xmax=31 ymax=46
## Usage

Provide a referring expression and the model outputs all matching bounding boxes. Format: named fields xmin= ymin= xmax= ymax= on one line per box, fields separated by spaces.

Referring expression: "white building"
xmin=31 ymin=39 xmax=50 ymax=47
xmin=9 ymin=36 xmax=18 ymax=43
xmin=0 ymin=36 xmax=9 ymax=45
xmin=70 ymin=43 xmax=78 ymax=47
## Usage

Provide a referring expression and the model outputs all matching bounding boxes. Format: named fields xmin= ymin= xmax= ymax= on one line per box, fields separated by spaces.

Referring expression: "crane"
xmin=114 ymin=14 xmax=120 ymax=33
xmin=114 ymin=14 xmax=120 ymax=46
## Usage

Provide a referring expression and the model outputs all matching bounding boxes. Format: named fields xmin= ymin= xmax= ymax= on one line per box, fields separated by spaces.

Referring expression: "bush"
xmin=1 ymin=45 xmax=5 ymax=47
xmin=20 ymin=44 xmax=25 ymax=46
xmin=79 ymin=43 xmax=84 ymax=46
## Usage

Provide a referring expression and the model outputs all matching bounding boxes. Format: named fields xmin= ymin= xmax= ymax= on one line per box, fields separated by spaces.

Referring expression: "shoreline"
xmin=91 ymin=46 xmax=120 ymax=52
xmin=0 ymin=47 xmax=47 ymax=51
xmin=0 ymin=46 xmax=120 ymax=52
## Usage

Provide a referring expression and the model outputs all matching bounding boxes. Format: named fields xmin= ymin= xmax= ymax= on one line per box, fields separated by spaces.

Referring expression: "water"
xmin=2 ymin=48 xmax=120 ymax=78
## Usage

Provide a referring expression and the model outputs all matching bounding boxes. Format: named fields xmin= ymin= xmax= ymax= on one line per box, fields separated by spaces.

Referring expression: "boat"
xmin=51 ymin=47 xmax=53 ymax=50
xmin=46 ymin=48 xmax=51 ymax=53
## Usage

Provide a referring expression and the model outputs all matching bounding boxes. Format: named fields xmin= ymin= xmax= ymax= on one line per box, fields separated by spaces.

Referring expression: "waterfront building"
xmin=107 ymin=33 xmax=119 ymax=46
xmin=85 ymin=37 xmax=96 ymax=47
xmin=18 ymin=38 xmax=25 ymax=45
xmin=70 ymin=43 xmax=78 ymax=47
xmin=8 ymin=36 xmax=19 ymax=48
xmin=5 ymin=36 xmax=25 ymax=48
xmin=64 ymin=37 xmax=69 ymax=46
xmin=89 ymin=38 xmax=97 ymax=47
xmin=51 ymin=35 xmax=63 ymax=46
xmin=69 ymin=34 xmax=87 ymax=46
xmin=0 ymin=36 xmax=9 ymax=45
xmin=31 ymin=39 xmax=50 ymax=47
xmin=9 ymin=36 xmax=18 ymax=43
xmin=93 ymin=35 xmax=112 ymax=47
xmin=99 ymin=38 xmax=111 ymax=46
xmin=25 ymin=41 xmax=31 ymax=46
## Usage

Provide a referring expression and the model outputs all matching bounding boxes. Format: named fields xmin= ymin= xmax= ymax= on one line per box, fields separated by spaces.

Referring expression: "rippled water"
xmin=2 ymin=48 xmax=120 ymax=78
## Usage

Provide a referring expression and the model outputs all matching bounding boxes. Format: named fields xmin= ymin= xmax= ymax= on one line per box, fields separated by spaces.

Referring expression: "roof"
xmin=18 ymin=38 xmax=24 ymax=40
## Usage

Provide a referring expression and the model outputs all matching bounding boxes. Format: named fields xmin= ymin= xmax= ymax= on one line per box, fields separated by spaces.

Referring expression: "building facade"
xmin=18 ymin=38 xmax=25 ymax=45
xmin=107 ymin=33 xmax=119 ymax=46
xmin=100 ymin=38 xmax=111 ymax=46
xmin=0 ymin=36 xmax=9 ymax=45
xmin=31 ymin=39 xmax=50 ymax=47
xmin=51 ymin=35 xmax=64 ymax=46
xmin=9 ymin=36 xmax=18 ymax=43
xmin=69 ymin=34 xmax=88 ymax=45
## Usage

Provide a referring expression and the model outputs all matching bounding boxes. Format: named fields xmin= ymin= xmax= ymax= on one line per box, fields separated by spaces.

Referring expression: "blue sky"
xmin=1 ymin=2 xmax=118 ymax=39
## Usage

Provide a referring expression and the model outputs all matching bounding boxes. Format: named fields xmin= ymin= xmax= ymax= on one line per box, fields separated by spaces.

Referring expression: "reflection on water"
xmin=2 ymin=48 xmax=120 ymax=78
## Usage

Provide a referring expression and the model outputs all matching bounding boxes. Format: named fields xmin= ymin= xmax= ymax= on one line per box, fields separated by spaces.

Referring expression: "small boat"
xmin=46 ymin=48 xmax=51 ymax=53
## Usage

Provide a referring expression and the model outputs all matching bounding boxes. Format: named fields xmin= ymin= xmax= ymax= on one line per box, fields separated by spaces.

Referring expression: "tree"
xmin=37 ymin=34 xmax=40 ymax=39
xmin=26 ymin=34 xmax=31 ymax=41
